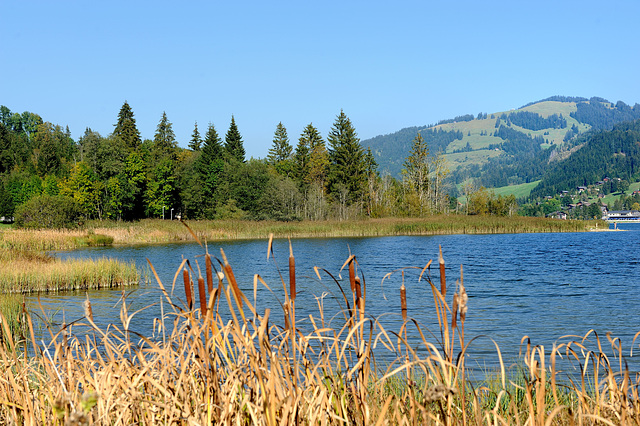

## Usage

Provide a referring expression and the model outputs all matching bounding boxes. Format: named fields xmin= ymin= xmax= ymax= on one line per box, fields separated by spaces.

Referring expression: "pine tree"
xmin=267 ymin=122 xmax=293 ymax=164
xmin=224 ymin=115 xmax=245 ymax=162
xmin=113 ymin=101 xmax=141 ymax=150
xmin=152 ymin=112 xmax=178 ymax=161
xmin=197 ymin=123 xmax=224 ymax=217
xmin=189 ymin=122 xmax=202 ymax=151
xmin=327 ymin=110 xmax=366 ymax=203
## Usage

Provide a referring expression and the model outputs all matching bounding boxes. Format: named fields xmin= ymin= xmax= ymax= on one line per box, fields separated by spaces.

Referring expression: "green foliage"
xmin=224 ymin=115 xmax=245 ymax=162
xmin=14 ymin=194 xmax=81 ymax=229
xmin=113 ymin=101 xmax=141 ymax=150
xmin=467 ymin=187 xmax=517 ymax=216
xmin=267 ymin=122 xmax=293 ymax=163
xmin=327 ymin=110 xmax=366 ymax=204
xmin=571 ymin=98 xmax=640 ymax=130
xmin=189 ymin=121 xmax=202 ymax=151
xmin=529 ymin=120 xmax=640 ymax=199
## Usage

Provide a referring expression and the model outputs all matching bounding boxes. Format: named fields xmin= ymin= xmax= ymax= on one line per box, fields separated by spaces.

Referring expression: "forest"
xmin=528 ymin=119 xmax=640 ymax=199
xmin=1 ymin=102 xmax=493 ymax=227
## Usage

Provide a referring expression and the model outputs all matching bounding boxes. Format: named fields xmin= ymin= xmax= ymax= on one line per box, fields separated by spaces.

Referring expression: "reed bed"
xmin=0 ymin=228 xmax=114 ymax=252
xmin=82 ymin=216 xmax=603 ymax=246
xmin=0 ymin=249 xmax=138 ymax=293
xmin=1 ymin=233 xmax=637 ymax=425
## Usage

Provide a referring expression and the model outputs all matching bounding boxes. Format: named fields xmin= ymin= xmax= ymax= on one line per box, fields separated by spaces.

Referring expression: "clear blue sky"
xmin=2 ymin=0 xmax=639 ymax=158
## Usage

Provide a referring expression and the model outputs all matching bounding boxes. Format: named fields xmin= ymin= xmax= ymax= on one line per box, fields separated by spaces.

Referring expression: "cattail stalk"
xmin=439 ymin=245 xmax=446 ymax=296
xmin=205 ymin=254 xmax=213 ymax=294
xmin=221 ymin=249 xmax=242 ymax=308
xmin=289 ymin=244 xmax=296 ymax=302
xmin=400 ymin=283 xmax=407 ymax=323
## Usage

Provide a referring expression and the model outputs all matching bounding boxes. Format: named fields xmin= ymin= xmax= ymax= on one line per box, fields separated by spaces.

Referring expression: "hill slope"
xmin=362 ymin=97 xmax=640 ymax=189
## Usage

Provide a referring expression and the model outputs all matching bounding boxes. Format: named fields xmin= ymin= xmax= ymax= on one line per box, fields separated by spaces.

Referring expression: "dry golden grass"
xmin=0 ymin=248 xmax=138 ymax=293
xmin=1 ymin=236 xmax=638 ymax=424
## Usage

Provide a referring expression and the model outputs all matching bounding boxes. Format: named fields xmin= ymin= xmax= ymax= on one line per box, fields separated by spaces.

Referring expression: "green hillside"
xmin=362 ymin=97 xmax=640 ymax=195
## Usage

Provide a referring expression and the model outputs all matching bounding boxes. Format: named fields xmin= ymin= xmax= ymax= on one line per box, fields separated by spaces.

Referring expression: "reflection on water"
xmin=29 ymin=223 xmax=640 ymax=372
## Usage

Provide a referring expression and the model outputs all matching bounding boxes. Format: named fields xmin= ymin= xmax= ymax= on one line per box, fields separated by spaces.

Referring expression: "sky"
xmin=1 ymin=0 xmax=639 ymax=158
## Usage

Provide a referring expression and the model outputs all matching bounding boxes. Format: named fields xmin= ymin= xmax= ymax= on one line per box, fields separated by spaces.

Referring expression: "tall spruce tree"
xmin=267 ymin=122 xmax=293 ymax=176
xmin=224 ymin=115 xmax=245 ymax=162
xmin=189 ymin=121 xmax=202 ymax=151
xmin=327 ymin=110 xmax=366 ymax=203
xmin=197 ymin=123 xmax=224 ymax=217
xmin=152 ymin=112 xmax=178 ymax=161
xmin=267 ymin=122 xmax=292 ymax=164
xmin=113 ymin=101 xmax=141 ymax=150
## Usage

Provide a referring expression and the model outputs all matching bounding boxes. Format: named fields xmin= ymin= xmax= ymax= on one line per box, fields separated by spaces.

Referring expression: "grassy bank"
xmin=0 ymin=248 xmax=138 ymax=293
xmin=1 ymin=245 xmax=637 ymax=424
xmin=81 ymin=216 xmax=606 ymax=246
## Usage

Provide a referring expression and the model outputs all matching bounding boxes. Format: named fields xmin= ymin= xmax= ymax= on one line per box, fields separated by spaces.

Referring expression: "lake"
xmin=28 ymin=222 xmax=640 ymax=375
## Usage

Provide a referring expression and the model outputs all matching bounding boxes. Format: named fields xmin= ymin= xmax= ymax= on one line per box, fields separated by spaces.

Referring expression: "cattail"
xmin=221 ymin=249 xmax=242 ymax=308
xmin=83 ymin=293 xmax=93 ymax=322
xmin=459 ymin=265 xmax=467 ymax=323
xmin=289 ymin=242 xmax=296 ymax=302
xmin=439 ymin=245 xmax=446 ymax=296
xmin=183 ymin=268 xmax=193 ymax=310
xmin=205 ymin=254 xmax=213 ymax=294
xmin=198 ymin=277 xmax=207 ymax=315
xmin=348 ymin=258 xmax=356 ymax=294
xmin=400 ymin=283 xmax=407 ymax=322
xmin=451 ymin=293 xmax=459 ymax=329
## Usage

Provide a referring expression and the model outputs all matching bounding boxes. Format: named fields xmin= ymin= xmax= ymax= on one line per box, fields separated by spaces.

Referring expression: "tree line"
xmin=1 ymin=102 xmax=489 ymax=226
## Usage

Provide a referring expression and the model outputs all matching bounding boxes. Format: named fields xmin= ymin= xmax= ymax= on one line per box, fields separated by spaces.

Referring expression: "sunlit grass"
xmin=0 ymin=248 xmax=138 ymax=293
xmin=1 ymin=236 xmax=637 ymax=424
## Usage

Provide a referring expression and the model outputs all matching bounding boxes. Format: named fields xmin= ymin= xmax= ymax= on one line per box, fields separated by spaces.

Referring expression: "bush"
xmin=14 ymin=195 xmax=82 ymax=229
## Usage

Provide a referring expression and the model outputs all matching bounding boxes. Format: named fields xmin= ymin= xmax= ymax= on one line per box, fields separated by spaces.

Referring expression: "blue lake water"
xmin=28 ymin=222 xmax=640 ymax=375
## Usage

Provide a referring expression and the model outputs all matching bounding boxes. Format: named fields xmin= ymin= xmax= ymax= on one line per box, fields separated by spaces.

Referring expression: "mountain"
xmin=528 ymin=119 xmax=640 ymax=199
xmin=362 ymin=97 xmax=640 ymax=191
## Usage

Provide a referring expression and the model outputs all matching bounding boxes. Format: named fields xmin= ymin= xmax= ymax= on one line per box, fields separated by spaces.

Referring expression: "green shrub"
xmin=14 ymin=195 xmax=82 ymax=229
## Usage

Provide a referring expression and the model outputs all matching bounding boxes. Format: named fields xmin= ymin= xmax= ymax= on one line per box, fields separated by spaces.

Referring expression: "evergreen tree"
xmin=113 ymin=101 xmax=141 ymax=150
xmin=152 ymin=112 xmax=178 ymax=161
xmin=267 ymin=122 xmax=293 ymax=164
xmin=327 ymin=110 xmax=366 ymax=203
xmin=267 ymin=122 xmax=294 ymax=176
xmin=197 ymin=123 xmax=225 ymax=217
xmin=145 ymin=112 xmax=179 ymax=217
xmin=189 ymin=121 xmax=202 ymax=151
xmin=224 ymin=115 xmax=245 ymax=162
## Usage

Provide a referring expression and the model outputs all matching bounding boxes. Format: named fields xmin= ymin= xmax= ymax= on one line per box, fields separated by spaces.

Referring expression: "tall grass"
xmin=82 ymin=216 xmax=604 ymax=246
xmin=1 ymin=235 xmax=637 ymax=424
xmin=0 ymin=248 xmax=138 ymax=293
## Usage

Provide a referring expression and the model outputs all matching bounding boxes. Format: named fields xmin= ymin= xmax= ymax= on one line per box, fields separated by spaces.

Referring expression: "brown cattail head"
xmin=400 ymin=283 xmax=407 ymax=322
xmin=205 ymin=254 xmax=214 ymax=294
xmin=439 ymin=245 xmax=446 ymax=296
xmin=83 ymin=294 xmax=93 ymax=322
xmin=355 ymin=276 xmax=362 ymax=301
xmin=198 ymin=277 xmax=207 ymax=315
xmin=221 ymin=249 xmax=242 ymax=308
xmin=289 ymin=255 xmax=296 ymax=302
xmin=349 ymin=258 xmax=356 ymax=294
xmin=183 ymin=268 xmax=193 ymax=310
xmin=451 ymin=293 xmax=459 ymax=329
